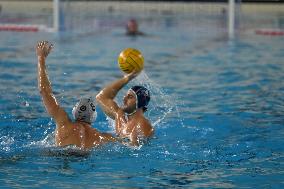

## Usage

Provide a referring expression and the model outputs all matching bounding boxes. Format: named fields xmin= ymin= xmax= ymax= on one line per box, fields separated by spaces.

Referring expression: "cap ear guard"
xmin=142 ymin=107 xmax=148 ymax=112
xmin=72 ymin=98 xmax=97 ymax=124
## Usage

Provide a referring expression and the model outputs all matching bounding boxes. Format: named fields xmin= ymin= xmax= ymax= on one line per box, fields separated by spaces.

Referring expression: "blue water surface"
xmin=0 ymin=12 xmax=284 ymax=188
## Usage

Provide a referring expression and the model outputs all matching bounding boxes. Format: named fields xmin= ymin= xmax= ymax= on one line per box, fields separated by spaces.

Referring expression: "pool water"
xmin=0 ymin=14 xmax=284 ymax=188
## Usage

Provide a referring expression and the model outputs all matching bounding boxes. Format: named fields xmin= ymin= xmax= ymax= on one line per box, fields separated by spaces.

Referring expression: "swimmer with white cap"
xmin=96 ymin=71 xmax=154 ymax=146
xmin=36 ymin=41 xmax=116 ymax=149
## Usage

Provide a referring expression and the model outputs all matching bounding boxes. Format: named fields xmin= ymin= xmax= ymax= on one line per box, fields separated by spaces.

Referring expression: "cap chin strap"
xmin=126 ymin=109 xmax=137 ymax=116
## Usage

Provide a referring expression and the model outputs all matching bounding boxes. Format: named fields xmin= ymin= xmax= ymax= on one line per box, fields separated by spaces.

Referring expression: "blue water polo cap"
xmin=130 ymin=86 xmax=150 ymax=110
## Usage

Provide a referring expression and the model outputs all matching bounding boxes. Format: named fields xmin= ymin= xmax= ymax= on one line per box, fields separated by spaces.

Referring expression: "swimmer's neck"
xmin=75 ymin=121 xmax=91 ymax=127
xmin=126 ymin=108 xmax=144 ymax=120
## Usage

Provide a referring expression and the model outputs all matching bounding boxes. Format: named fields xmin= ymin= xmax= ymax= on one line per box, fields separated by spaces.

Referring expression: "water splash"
xmin=133 ymin=71 xmax=185 ymax=128
xmin=0 ymin=135 xmax=15 ymax=153
xmin=25 ymin=132 xmax=55 ymax=149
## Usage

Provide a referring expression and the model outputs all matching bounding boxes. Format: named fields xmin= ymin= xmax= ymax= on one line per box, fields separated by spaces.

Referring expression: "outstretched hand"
xmin=124 ymin=69 xmax=141 ymax=81
xmin=36 ymin=41 xmax=53 ymax=58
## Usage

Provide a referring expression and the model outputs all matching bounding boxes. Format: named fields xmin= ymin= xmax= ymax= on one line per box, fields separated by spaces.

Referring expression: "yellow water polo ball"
xmin=118 ymin=48 xmax=144 ymax=73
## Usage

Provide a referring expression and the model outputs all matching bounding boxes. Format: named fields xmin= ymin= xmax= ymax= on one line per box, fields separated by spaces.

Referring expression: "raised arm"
xmin=96 ymin=71 xmax=138 ymax=120
xmin=37 ymin=41 xmax=71 ymax=125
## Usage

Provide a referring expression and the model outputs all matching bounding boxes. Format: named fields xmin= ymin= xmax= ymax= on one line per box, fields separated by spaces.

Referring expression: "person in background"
xmin=96 ymin=71 xmax=153 ymax=146
xmin=126 ymin=19 xmax=145 ymax=36
xmin=36 ymin=41 xmax=116 ymax=150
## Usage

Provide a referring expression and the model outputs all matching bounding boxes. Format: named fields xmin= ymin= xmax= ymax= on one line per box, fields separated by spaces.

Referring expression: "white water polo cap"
xmin=72 ymin=98 xmax=97 ymax=124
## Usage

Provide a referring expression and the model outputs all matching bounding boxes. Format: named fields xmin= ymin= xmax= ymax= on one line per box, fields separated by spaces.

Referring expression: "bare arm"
xmin=130 ymin=128 xmax=139 ymax=146
xmin=96 ymin=71 xmax=138 ymax=120
xmin=37 ymin=41 xmax=71 ymax=126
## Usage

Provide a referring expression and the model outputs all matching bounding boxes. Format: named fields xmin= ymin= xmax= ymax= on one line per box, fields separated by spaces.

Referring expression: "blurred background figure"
xmin=126 ymin=19 xmax=144 ymax=36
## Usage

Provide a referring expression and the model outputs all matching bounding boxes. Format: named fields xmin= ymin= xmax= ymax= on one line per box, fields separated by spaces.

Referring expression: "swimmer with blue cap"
xmin=96 ymin=71 xmax=154 ymax=146
xmin=36 ymin=41 xmax=116 ymax=149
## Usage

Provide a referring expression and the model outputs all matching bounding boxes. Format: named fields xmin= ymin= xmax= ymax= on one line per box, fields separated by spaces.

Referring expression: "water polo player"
xmin=96 ymin=72 xmax=154 ymax=146
xmin=36 ymin=41 xmax=116 ymax=149
xmin=126 ymin=19 xmax=145 ymax=36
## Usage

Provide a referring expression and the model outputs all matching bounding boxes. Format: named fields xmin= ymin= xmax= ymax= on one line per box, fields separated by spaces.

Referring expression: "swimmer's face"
xmin=127 ymin=20 xmax=138 ymax=33
xmin=122 ymin=90 xmax=137 ymax=114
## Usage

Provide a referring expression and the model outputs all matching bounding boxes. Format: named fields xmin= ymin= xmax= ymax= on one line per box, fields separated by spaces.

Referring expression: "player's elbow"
xmin=95 ymin=93 xmax=101 ymax=101
xmin=96 ymin=92 xmax=105 ymax=104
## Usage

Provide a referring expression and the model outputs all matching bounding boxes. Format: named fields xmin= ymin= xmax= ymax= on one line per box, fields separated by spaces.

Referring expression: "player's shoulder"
xmin=140 ymin=117 xmax=153 ymax=133
xmin=142 ymin=117 xmax=152 ymax=127
xmin=54 ymin=108 xmax=72 ymax=123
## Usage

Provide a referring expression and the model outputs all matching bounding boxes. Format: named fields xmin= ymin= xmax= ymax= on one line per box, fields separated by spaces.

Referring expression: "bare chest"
xmin=121 ymin=120 xmax=142 ymax=135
